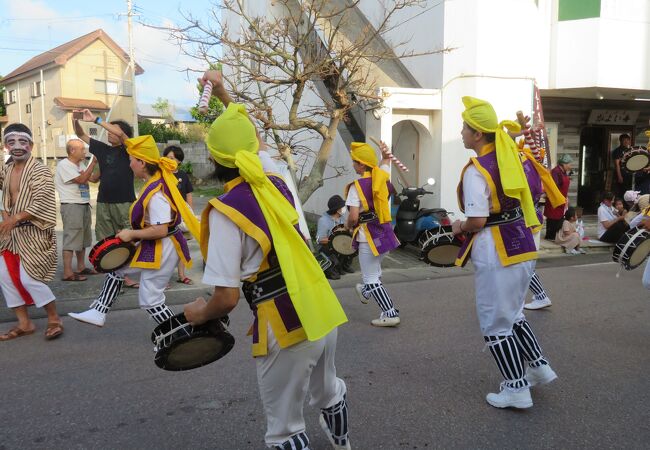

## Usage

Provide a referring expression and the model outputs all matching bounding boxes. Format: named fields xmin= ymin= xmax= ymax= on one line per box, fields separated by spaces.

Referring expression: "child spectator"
xmin=555 ymin=207 xmax=584 ymax=255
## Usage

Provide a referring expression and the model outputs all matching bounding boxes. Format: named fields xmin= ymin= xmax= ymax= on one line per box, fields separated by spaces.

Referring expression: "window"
xmin=558 ymin=0 xmax=600 ymax=21
xmin=7 ymin=90 xmax=16 ymax=104
xmin=31 ymin=81 xmax=42 ymax=97
xmin=94 ymin=79 xmax=132 ymax=96
xmin=26 ymin=104 xmax=31 ymax=114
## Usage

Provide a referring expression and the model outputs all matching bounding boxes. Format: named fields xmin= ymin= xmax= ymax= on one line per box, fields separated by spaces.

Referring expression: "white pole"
xmin=16 ymin=81 xmax=22 ymax=123
xmin=40 ymin=69 xmax=46 ymax=163
xmin=127 ymin=0 xmax=139 ymax=136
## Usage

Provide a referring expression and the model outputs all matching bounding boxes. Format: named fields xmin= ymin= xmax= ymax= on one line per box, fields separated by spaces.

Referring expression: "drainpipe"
xmin=40 ymin=69 xmax=47 ymax=164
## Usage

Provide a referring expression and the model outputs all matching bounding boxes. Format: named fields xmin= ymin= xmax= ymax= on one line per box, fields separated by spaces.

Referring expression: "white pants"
xmin=257 ymin=326 xmax=346 ymax=448
xmin=115 ymin=238 xmax=179 ymax=308
xmin=0 ymin=257 xmax=56 ymax=308
xmin=358 ymin=242 xmax=384 ymax=284
xmin=642 ymin=258 xmax=650 ymax=290
xmin=471 ymin=229 xmax=534 ymax=336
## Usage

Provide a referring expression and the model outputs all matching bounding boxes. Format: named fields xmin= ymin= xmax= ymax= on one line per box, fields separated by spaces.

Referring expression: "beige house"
xmin=1 ymin=29 xmax=143 ymax=159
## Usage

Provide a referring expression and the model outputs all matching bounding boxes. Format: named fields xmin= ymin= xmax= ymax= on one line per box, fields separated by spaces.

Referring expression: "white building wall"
xmin=550 ymin=0 xmax=650 ymax=90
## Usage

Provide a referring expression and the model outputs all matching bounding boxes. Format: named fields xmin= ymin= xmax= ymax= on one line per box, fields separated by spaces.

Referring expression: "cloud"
xmin=0 ymin=0 xmax=201 ymax=107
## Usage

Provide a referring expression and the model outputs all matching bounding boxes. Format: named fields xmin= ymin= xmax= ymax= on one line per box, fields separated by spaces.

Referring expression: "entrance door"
xmin=391 ymin=121 xmax=419 ymax=187
xmin=578 ymin=127 xmax=607 ymax=212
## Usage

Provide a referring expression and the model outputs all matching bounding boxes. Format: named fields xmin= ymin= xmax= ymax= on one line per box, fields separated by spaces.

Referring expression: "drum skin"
xmin=89 ymin=236 xmax=136 ymax=273
xmin=152 ymin=313 xmax=235 ymax=371
xmin=329 ymin=225 xmax=358 ymax=257
xmin=612 ymin=226 xmax=650 ymax=270
xmin=621 ymin=147 xmax=650 ymax=173
xmin=419 ymin=226 xmax=462 ymax=267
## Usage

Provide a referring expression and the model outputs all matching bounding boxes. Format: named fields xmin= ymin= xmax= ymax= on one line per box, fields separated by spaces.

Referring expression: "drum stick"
xmin=198 ymin=81 xmax=213 ymax=115
xmin=368 ymin=137 xmax=411 ymax=187
xmin=368 ymin=137 xmax=409 ymax=172
xmin=515 ymin=111 xmax=542 ymax=162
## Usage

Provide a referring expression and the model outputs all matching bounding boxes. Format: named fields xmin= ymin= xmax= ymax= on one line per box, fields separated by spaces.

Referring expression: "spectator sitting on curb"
xmin=624 ymin=192 xmax=650 ymax=224
xmin=613 ymin=198 xmax=627 ymax=218
xmin=598 ymin=191 xmax=629 ymax=243
xmin=555 ymin=207 xmax=584 ymax=255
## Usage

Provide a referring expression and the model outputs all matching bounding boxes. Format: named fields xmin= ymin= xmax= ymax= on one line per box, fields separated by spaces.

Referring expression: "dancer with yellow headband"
xmin=183 ymin=70 xmax=350 ymax=450
xmin=452 ymin=97 xmax=564 ymax=409
xmin=69 ymin=136 xmax=200 ymax=327
xmin=345 ymin=141 xmax=401 ymax=327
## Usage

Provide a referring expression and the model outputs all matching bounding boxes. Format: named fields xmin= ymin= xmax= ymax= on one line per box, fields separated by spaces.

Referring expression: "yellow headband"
xmin=205 ymin=103 xmax=259 ymax=168
xmin=350 ymin=142 xmax=378 ymax=168
xmin=125 ymin=135 xmax=178 ymax=172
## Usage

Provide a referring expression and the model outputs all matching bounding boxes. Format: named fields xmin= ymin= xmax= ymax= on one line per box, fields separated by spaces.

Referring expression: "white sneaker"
xmin=578 ymin=248 xmax=586 ymax=254
xmin=485 ymin=384 xmax=533 ymax=409
xmin=524 ymin=297 xmax=552 ymax=310
xmin=354 ymin=284 xmax=368 ymax=304
xmin=319 ymin=415 xmax=351 ymax=450
xmin=371 ymin=313 xmax=400 ymax=327
xmin=68 ymin=309 xmax=106 ymax=327
xmin=567 ymin=248 xmax=581 ymax=255
xmin=526 ymin=364 xmax=558 ymax=387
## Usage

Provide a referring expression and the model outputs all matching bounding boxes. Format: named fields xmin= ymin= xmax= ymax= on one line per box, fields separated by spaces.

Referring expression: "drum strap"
xmin=485 ymin=207 xmax=523 ymax=227
xmin=242 ymin=253 xmax=332 ymax=306
xmin=242 ymin=266 xmax=288 ymax=307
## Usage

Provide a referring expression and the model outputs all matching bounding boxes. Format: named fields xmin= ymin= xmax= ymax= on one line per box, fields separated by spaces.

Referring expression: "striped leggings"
xmin=91 ymin=272 xmax=174 ymax=324
xmin=484 ymin=319 xmax=549 ymax=389
xmin=528 ymin=271 xmax=549 ymax=300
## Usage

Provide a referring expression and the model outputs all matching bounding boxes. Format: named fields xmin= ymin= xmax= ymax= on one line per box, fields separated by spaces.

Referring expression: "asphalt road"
xmin=1 ymin=256 xmax=649 ymax=450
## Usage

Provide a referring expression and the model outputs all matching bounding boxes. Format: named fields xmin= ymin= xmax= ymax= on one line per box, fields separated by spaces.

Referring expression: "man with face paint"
xmin=0 ymin=123 xmax=63 ymax=341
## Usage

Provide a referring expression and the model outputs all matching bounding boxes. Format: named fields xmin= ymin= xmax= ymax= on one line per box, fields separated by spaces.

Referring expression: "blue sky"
xmin=0 ymin=0 xmax=219 ymax=107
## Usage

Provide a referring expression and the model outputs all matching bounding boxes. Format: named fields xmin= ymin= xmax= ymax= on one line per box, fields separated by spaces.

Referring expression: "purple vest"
xmin=217 ymin=176 xmax=304 ymax=346
xmin=130 ymin=178 xmax=190 ymax=265
xmin=354 ymin=177 xmax=400 ymax=255
xmin=457 ymin=151 xmax=538 ymax=266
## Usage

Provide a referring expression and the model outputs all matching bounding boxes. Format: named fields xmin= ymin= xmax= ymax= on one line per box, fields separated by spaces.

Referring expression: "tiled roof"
xmin=0 ymin=29 xmax=144 ymax=85
xmin=54 ymin=97 xmax=110 ymax=111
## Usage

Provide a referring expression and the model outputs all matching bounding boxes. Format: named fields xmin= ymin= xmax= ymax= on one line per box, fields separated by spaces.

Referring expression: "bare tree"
xmin=167 ymin=0 xmax=451 ymax=203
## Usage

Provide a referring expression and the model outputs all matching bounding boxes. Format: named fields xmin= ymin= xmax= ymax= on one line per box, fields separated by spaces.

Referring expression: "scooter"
xmin=392 ymin=178 xmax=455 ymax=266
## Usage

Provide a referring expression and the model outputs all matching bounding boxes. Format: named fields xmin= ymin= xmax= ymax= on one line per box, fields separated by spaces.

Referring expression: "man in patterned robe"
xmin=0 ymin=123 xmax=63 ymax=341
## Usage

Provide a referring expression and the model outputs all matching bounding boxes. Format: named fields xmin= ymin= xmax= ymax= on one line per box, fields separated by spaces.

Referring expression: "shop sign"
xmin=587 ymin=109 xmax=639 ymax=125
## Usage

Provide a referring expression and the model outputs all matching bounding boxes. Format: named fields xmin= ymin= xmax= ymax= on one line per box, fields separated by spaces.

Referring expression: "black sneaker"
xmin=325 ymin=268 xmax=341 ymax=280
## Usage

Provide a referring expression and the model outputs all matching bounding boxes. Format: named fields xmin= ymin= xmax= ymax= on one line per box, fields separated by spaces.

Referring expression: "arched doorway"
xmin=390 ymin=119 xmax=436 ymax=207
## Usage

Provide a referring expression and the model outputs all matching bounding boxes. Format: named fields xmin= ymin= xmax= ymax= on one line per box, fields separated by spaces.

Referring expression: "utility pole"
xmin=127 ymin=0 xmax=139 ymax=136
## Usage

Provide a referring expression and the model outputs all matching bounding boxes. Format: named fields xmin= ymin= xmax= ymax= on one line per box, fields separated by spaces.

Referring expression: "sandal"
xmin=45 ymin=322 xmax=64 ymax=340
xmin=0 ymin=326 xmax=35 ymax=341
xmin=75 ymin=268 xmax=99 ymax=276
xmin=62 ymin=274 xmax=87 ymax=282
xmin=177 ymin=277 xmax=194 ymax=285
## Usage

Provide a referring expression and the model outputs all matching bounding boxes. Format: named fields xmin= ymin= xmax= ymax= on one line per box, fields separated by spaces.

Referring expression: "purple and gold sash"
xmin=456 ymin=145 xmax=538 ymax=267
xmin=129 ymin=174 xmax=191 ymax=269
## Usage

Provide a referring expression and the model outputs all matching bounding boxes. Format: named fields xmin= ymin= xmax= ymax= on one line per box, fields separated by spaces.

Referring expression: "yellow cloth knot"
xmin=158 ymin=156 xmax=178 ymax=172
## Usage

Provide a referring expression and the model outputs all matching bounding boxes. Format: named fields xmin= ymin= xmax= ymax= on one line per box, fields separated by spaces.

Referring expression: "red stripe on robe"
xmin=2 ymin=250 xmax=35 ymax=306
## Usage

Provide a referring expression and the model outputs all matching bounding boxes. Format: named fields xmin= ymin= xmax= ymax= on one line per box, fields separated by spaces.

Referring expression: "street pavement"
xmin=1 ymin=253 xmax=649 ymax=449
